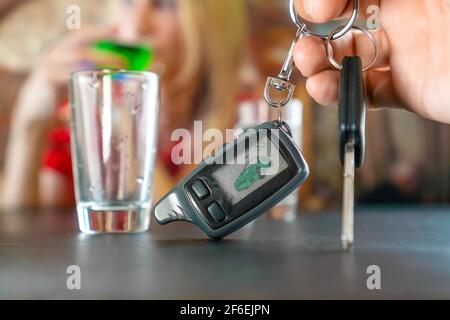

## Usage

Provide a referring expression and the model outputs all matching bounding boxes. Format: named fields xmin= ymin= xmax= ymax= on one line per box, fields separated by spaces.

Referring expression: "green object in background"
xmin=92 ymin=39 xmax=154 ymax=71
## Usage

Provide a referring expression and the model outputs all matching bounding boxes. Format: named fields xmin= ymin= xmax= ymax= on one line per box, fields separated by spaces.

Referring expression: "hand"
xmin=33 ymin=26 xmax=125 ymax=89
xmin=13 ymin=26 xmax=125 ymax=130
xmin=293 ymin=0 xmax=450 ymax=124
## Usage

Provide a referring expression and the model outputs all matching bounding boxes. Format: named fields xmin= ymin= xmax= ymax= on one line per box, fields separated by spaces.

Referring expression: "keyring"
xmin=326 ymin=25 xmax=378 ymax=72
xmin=289 ymin=0 xmax=359 ymax=40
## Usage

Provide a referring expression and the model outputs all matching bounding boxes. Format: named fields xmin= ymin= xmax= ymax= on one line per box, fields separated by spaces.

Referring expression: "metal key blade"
xmin=342 ymin=142 xmax=355 ymax=250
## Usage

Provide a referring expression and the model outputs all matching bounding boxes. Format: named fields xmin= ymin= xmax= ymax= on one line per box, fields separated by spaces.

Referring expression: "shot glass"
xmin=70 ymin=70 xmax=159 ymax=233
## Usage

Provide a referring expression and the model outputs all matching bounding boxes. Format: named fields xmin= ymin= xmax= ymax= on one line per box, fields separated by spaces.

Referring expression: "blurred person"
xmin=2 ymin=0 xmax=247 ymax=209
xmin=293 ymin=0 xmax=450 ymax=124
xmin=292 ymin=0 xmax=450 ymax=205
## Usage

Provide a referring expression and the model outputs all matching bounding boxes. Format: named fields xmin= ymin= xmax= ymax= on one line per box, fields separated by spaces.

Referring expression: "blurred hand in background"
xmin=14 ymin=26 xmax=123 ymax=130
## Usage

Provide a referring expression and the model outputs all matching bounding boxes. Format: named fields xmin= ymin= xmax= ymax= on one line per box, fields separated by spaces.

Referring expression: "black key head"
xmin=338 ymin=56 xmax=367 ymax=168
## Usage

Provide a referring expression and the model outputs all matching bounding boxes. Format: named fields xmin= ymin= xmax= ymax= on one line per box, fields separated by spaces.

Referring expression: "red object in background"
xmin=160 ymin=140 xmax=183 ymax=177
xmin=42 ymin=126 xmax=73 ymax=179
xmin=236 ymin=91 xmax=259 ymax=103
xmin=42 ymin=100 xmax=73 ymax=181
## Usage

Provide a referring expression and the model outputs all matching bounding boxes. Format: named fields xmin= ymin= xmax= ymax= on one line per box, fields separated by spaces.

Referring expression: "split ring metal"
xmin=326 ymin=25 xmax=379 ymax=72
xmin=289 ymin=0 xmax=359 ymax=40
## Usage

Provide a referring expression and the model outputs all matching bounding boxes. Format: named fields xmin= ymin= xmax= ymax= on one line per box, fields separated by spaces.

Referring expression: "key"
xmin=338 ymin=56 xmax=367 ymax=249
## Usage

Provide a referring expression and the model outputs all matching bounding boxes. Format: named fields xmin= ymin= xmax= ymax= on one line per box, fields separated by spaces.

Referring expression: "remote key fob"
xmin=153 ymin=121 xmax=309 ymax=239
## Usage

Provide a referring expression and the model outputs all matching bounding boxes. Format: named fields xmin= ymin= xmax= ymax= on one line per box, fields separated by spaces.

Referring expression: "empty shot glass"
xmin=70 ymin=70 xmax=159 ymax=233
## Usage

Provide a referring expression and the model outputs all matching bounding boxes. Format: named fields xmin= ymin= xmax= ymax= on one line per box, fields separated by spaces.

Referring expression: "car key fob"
xmin=338 ymin=56 xmax=366 ymax=168
xmin=152 ymin=121 xmax=309 ymax=239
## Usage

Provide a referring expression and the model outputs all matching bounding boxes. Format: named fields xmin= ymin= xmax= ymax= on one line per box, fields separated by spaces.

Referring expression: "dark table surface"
xmin=1 ymin=206 xmax=450 ymax=299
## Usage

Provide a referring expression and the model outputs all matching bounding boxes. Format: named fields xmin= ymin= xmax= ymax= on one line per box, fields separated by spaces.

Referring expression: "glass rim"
xmin=71 ymin=69 xmax=159 ymax=79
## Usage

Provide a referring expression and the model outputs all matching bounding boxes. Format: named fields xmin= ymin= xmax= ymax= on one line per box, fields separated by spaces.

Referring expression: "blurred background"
xmin=0 ymin=0 xmax=448 ymax=212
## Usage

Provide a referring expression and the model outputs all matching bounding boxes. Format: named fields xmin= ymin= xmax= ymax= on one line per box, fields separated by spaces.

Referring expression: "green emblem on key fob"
xmin=235 ymin=157 xmax=272 ymax=192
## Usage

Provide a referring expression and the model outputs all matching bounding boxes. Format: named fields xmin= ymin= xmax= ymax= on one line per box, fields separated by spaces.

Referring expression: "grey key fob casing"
xmin=153 ymin=121 xmax=309 ymax=239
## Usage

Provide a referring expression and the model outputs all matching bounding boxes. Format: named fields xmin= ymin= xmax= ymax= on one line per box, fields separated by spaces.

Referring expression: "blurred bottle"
xmin=269 ymin=99 xmax=303 ymax=221
xmin=92 ymin=39 xmax=154 ymax=71
xmin=233 ymin=93 xmax=269 ymax=139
